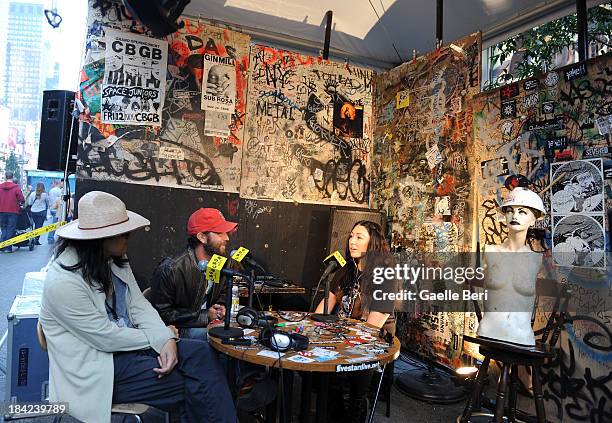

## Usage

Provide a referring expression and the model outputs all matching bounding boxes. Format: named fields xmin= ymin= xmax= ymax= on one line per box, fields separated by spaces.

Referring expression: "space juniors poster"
xmin=102 ymin=29 xmax=168 ymax=126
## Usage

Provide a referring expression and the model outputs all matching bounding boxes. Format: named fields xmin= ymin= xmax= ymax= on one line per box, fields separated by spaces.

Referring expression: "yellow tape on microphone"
xmin=231 ymin=246 xmax=249 ymax=263
xmin=205 ymin=254 xmax=228 ymax=283
xmin=324 ymin=251 xmax=347 ymax=267
xmin=0 ymin=221 xmax=67 ymax=250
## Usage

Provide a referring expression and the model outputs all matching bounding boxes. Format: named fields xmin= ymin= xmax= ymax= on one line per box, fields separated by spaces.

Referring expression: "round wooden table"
xmin=208 ymin=313 xmax=400 ymax=371
xmin=208 ymin=312 xmax=400 ymax=422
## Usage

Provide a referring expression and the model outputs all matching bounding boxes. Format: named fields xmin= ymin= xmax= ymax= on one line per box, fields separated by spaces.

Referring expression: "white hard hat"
xmin=500 ymin=187 xmax=546 ymax=217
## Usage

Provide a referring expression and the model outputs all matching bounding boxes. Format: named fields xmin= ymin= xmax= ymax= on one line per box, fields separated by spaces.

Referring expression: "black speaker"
xmin=38 ymin=90 xmax=78 ymax=172
xmin=328 ymin=209 xmax=385 ymax=255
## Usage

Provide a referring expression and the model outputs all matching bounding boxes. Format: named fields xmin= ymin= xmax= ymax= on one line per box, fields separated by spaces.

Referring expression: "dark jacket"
xmin=150 ymin=247 xmax=228 ymax=328
xmin=0 ymin=181 xmax=25 ymax=213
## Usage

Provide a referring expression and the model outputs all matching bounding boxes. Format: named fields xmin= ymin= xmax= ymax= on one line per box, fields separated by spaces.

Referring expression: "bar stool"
xmin=458 ymin=335 xmax=555 ymax=423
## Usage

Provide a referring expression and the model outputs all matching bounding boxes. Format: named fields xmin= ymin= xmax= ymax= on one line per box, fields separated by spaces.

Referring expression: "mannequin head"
xmin=499 ymin=186 xmax=545 ymax=248
xmin=501 ymin=205 xmax=538 ymax=233
xmin=499 ymin=187 xmax=545 ymax=219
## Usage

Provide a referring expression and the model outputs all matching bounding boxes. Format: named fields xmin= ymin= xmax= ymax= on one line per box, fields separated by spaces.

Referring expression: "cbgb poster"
xmin=102 ymin=29 xmax=168 ymax=126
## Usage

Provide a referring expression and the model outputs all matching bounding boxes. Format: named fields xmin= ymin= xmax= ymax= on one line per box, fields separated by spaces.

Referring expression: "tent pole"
xmin=436 ymin=0 xmax=443 ymax=49
xmin=576 ymin=0 xmax=588 ymax=61
xmin=323 ymin=10 xmax=333 ymax=60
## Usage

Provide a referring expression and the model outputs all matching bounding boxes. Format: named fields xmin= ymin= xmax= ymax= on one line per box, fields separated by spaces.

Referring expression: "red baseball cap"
xmin=187 ymin=208 xmax=237 ymax=235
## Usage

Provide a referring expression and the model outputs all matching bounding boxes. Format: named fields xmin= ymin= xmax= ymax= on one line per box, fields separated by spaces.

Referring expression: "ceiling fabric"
xmin=183 ymin=0 xmax=607 ymax=68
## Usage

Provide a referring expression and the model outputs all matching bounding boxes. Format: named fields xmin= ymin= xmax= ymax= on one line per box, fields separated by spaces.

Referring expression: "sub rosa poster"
xmin=102 ymin=29 xmax=167 ymax=126
xmin=201 ymin=54 xmax=236 ymax=114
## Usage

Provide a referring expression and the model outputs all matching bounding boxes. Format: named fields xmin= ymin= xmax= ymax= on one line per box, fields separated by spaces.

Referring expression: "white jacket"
xmin=40 ymin=247 xmax=174 ymax=423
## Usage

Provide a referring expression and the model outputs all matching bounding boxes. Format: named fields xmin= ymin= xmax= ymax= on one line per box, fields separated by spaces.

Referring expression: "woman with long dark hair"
xmin=26 ymin=182 xmax=48 ymax=244
xmin=39 ymin=191 xmax=238 ymax=423
xmin=315 ymin=220 xmax=396 ymax=423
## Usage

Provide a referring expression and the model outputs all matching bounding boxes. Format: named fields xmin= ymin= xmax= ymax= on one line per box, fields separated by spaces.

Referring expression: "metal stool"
xmin=459 ymin=335 xmax=555 ymax=423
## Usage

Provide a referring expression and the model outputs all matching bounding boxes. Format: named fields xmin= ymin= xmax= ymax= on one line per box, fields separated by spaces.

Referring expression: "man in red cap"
xmin=150 ymin=208 xmax=237 ymax=339
xmin=0 ymin=171 xmax=25 ymax=253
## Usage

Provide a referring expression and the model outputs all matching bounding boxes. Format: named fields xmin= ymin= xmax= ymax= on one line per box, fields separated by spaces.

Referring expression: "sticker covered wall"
xmin=472 ymin=55 xmax=611 ymax=251
xmin=471 ymin=53 xmax=611 ymax=422
xmin=241 ymin=45 xmax=374 ymax=206
xmin=372 ymin=33 xmax=481 ymax=253
xmin=78 ymin=0 xmax=249 ymax=191
xmin=372 ymin=33 xmax=480 ymax=367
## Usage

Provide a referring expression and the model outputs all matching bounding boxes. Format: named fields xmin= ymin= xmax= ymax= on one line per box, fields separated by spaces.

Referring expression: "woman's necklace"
xmin=347 ymin=270 xmax=363 ymax=317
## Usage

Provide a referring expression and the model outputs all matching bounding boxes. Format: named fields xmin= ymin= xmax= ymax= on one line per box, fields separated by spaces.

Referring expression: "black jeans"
xmin=29 ymin=210 xmax=46 ymax=242
xmin=112 ymin=339 xmax=238 ymax=423
xmin=0 ymin=212 xmax=18 ymax=251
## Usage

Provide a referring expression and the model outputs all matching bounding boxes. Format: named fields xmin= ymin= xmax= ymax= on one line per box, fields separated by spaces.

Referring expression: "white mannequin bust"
xmin=477 ymin=187 xmax=545 ymax=347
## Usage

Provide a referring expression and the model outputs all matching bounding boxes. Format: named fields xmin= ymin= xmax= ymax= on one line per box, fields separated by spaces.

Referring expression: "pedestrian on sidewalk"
xmin=26 ymin=182 xmax=49 ymax=245
xmin=0 ymin=170 xmax=25 ymax=253
xmin=47 ymin=180 xmax=63 ymax=244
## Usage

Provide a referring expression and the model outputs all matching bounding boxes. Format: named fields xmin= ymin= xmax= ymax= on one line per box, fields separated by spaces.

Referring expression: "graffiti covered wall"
xmin=472 ymin=54 xmax=612 ymax=422
xmin=372 ymin=33 xmax=480 ymax=253
xmin=372 ymin=34 xmax=480 ymax=365
xmin=78 ymin=0 xmax=249 ymax=191
xmin=241 ymin=45 xmax=374 ymax=206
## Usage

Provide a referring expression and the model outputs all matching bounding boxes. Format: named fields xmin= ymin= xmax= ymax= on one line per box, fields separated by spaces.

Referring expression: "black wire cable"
xmin=308 ymin=274 xmax=326 ymax=312
xmin=265 ymin=323 xmax=286 ymax=423
xmin=367 ymin=0 xmax=403 ymax=62
xmin=277 ymin=349 xmax=286 ymax=423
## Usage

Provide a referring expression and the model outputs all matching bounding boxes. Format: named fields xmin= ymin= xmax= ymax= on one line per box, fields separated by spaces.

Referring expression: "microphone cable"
xmin=308 ymin=273 xmax=327 ymax=313
xmin=263 ymin=321 xmax=287 ymax=423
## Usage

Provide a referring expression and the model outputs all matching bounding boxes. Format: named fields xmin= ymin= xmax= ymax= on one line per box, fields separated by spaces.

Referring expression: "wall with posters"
xmin=471 ymin=54 xmax=612 ymax=422
xmin=241 ymin=45 xmax=374 ymax=206
xmin=372 ymin=33 xmax=481 ymax=364
xmin=78 ymin=0 xmax=249 ymax=192
xmin=75 ymin=0 xmax=377 ymax=297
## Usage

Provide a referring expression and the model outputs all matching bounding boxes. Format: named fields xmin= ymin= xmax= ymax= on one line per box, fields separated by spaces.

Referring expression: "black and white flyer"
xmin=552 ymin=214 xmax=606 ymax=269
xmin=550 ymin=158 xmax=606 ymax=269
xmin=102 ymin=29 xmax=167 ymax=126
xmin=201 ymin=54 xmax=236 ymax=114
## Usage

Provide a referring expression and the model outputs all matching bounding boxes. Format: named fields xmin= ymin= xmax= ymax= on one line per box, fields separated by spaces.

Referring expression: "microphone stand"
xmin=208 ymin=274 xmax=245 ymax=339
xmin=248 ymin=268 xmax=255 ymax=308
xmin=311 ymin=271 xmax=339 ymax=323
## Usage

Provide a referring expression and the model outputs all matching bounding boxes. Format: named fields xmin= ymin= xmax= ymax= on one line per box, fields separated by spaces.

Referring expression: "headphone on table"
xmin=258 ymin=325 xmax=309 ymax=353
xmin=236 ymin=307 xmax=278 ymax=328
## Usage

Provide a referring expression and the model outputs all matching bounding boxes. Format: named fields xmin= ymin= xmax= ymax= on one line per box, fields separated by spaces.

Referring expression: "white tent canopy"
xmin=184 ymin=0 xmax=605 ymax=69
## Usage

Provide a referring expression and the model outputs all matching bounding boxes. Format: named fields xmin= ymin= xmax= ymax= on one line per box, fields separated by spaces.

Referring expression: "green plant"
xmin=486 ymin=3 xmax=612 ymax=89
xmin=3 ymin=151 xmax=21 ymax=183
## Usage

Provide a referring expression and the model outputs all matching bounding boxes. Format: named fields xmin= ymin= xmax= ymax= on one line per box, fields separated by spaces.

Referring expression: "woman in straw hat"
xmin=39 ymin=191 xmax=238 ymax=423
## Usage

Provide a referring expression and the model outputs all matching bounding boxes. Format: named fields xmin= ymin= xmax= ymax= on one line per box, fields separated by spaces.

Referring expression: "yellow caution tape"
xmin=0 ymin=221 xmax=67 ymax=249
xmin=205 ymin=254 xmax=228 ymax=284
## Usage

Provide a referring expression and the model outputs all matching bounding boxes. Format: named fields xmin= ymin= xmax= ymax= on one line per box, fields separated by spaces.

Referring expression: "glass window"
xmin=482 ymin=2 xmax=612 ymax=90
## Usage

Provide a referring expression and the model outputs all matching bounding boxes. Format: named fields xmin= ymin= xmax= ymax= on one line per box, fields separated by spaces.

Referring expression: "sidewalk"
xmin=0 ymin=219 xmax=56 ymax=401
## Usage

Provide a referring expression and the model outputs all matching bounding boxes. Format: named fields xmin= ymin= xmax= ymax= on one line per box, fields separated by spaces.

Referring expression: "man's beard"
xmin=203 ymin=240 xmax=226 ymax=257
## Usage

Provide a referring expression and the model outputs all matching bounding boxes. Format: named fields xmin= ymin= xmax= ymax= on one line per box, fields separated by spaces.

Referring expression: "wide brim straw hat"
xmin=57 ymin=191 xmax=150 ymax=240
